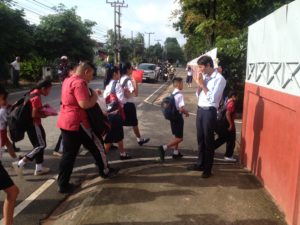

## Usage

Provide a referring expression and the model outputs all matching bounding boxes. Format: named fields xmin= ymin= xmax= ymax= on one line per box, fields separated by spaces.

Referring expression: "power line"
xmin=95 ymin=23 xmax=109 ymax=30
xmin=25 ymin=0 xmax=55 ymax=12
xmin=154 ymin=39 xmax=162 ymax=45
xmin=12 ymin=2 xmax=44 ymax=16
xmin=31 ymin=0 xmax=55 ymax=11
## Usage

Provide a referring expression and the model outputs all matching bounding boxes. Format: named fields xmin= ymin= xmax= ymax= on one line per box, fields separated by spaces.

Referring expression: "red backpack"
xmin=105 ymin=81 xmax=125 ymax=120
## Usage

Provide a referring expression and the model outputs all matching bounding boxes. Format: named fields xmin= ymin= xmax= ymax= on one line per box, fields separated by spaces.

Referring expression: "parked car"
xmin=137 ymin=63 xmax=159 ymax=82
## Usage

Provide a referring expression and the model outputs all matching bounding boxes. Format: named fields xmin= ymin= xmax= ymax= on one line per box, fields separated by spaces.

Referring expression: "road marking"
xmin=0 ymin=179 xmax=56 ymax=222
xmin=79 ymin=149 xmax=88 ymax=156
xmin=143 ymin=83 xmax=167 ymax=103
xmin=137 ymin=102 xmax=144 ymax=108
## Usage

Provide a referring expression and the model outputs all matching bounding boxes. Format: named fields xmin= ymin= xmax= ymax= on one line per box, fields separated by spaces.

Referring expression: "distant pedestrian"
xmin=57 ymin=61 xmax=118 ymax=194
xmin=158 ymin=77 xmax=189 ymax=161
xmin=10 ymin=57 xmax=20 ymax=87
xmin=187 ymin=55 xmax=226 ymax=178
xmin=120 ymin=62 xmax=150 ymax=146
xmin=12 ymin=79 xmax=53 ymax=177
xmin=214 ymin=91 xmax=238 ymax=162
xmin=57 ymin=55 xmax=69 ymax=82
xmin=186 ymin=66 xmax=193 ymax=88
xmin=0 ymin=85 xmax=19 ymax=225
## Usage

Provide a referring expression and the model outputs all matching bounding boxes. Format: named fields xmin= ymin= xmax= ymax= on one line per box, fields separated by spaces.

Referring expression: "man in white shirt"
xmin=187 ymin=56 xmax=226 ymax=178
xmin=10 ymin=57 xmax=20 ymax=87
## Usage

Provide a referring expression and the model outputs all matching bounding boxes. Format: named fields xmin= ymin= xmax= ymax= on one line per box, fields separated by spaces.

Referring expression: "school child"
xmin=0 ymin=86 xmax=19 ymax=225
xmin=120 ymin=62 xmax=150 ymax=146
xmin=103 ymin=66 xmax=131 ymax=160
xmin=186 ymin=66 xmax=193 ymax=88
xmin=12 ymin=79 xmax=53 ymax=177
xmin=214 ymin=91 xmax=238 ymax=162
xmin=158 ymin=77 xmax=189 ymax=161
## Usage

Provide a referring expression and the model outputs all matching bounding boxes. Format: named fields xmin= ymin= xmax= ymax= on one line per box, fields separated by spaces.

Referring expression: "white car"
xmin=138 ymin=63 xmax=159 ymax=82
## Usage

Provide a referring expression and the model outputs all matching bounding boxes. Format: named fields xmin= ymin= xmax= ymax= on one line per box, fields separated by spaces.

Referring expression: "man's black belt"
xmin=198 ymin=106 xmax=216 ymax=111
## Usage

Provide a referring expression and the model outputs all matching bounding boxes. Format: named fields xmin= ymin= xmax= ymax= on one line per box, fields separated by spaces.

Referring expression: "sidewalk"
xmin=42 ymin=69 xmax=287 ymax=225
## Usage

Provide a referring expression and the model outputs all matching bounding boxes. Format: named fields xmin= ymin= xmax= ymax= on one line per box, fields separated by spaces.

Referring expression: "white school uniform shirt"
xmin=196 ymin=70 xmax=226 ymax=109
xmin=103 ymin=79 xmax=126 ymax=105
xmin=120 ymin=75 xmax=135 ymax=103
xmin=172 ymin=88 xmax=185 ymax=111
xmin=187 ymin=70 xmax=193 ymax=76
xmin=0 ymin=106 xmax=8 ymax=157
xmin=0 ymin=106 xmax=8 ymax=130
xmin=11 ymin=60 xmax=20 ymax=71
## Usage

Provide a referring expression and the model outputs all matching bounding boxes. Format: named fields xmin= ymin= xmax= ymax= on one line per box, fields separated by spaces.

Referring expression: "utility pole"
xmin=145 ymin=32 xmax=154 ymax=48
xmin=106 ymin=0 xmax=128 ymax=64
xmin=154 ymin=39 xmax=163 ymax=62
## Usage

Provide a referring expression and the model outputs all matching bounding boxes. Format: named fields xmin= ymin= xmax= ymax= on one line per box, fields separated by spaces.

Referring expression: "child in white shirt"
xmin=158 ymin=77 xmax=189 ymax=161
xmin=0 ymin=86 xmax=19 ymax=225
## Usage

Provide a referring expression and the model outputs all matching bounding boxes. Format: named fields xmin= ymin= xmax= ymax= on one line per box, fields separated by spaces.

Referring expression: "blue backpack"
xmin=161 ymin=92 xmax=180 ymax=120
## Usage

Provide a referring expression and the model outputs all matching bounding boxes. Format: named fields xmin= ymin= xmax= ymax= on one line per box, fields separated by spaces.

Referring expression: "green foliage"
xmin=143 ymin=43 xmax=163 ymax=63
xmin=164 ymin=38 xmax=184 ymax=63
xmin=104 ymin=30 xmax=145 ymax=64
xmin=0 ymin=2 xmax=34 ymax=78
xmin=20 ymin=57 xmax=47 ymax=81
xmin=34 ymin=7 xmax=96 ymax=61
xmin=174 ymin=0 xmax=293 ymax=110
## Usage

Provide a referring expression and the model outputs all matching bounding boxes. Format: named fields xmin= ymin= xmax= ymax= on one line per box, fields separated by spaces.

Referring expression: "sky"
xmin=13 ymin=0 xmax=186 ymax=47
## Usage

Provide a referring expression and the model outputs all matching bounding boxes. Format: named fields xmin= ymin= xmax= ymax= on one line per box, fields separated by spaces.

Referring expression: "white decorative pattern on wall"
xmin=246 ymin=62 xmax=300 ymax=96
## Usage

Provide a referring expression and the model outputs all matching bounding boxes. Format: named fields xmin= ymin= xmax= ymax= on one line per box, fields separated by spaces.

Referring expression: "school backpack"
xmin=7 ymin=93 xmax=37 ymax=142
xmin=86 ymin=97 xmax=111 ymax=138
xmin=105 ymin=81 xmax=125 ymax=120
xmin=161 ymin=92 xmax=180 ymax=120
xmin=217 ymin=98 xmax=228 ymax=121
xmin=121 ymin=77 xmax=131 ymax=88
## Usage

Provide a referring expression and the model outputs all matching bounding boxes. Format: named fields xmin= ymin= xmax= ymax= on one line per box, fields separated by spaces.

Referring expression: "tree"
xmin=104 ymin=30 xmax=145 ymax=64
xmin=34 ymin=7 xmax=96 ymax=62
xmin=0 ymin=2 xmax=34 ymax=79
xmin=144 ymin=43 xmax=163 ymax=63
xmin=164 ymin=38 xmax=184 ymax=64
xmin=173 ymin=0 xmax=293 ymax=111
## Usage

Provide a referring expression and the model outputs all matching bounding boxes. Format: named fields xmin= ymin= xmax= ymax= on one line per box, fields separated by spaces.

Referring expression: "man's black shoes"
xmin=158 ymin=146 xmax=165 ymax=161
xmin=101 ymin=168 xmax=120 ymax=179
xmin=201 ymin=173 xmax=212 ymax=178
xmin=58 ymin=183 xmax=78 ymax=194
xmin=186 ymin=164 xmax=204 ymax=171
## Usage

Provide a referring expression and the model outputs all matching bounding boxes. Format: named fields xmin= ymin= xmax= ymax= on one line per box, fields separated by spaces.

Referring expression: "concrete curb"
xmin=145 ymin=80 xmax=172 ymax=104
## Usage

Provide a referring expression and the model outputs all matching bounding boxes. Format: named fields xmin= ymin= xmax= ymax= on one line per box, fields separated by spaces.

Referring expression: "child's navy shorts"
xmin=170 ymin=115 xmax=184 ymax=138
xmin=0 ymin=161 xmax=14 ymax=190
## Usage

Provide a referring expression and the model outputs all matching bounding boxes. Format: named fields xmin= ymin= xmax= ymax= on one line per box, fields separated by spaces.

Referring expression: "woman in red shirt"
xmin=57 ymin=61 xmax=118 ymax=194
xmin=12 ymin=79 xmax=53 ymax=177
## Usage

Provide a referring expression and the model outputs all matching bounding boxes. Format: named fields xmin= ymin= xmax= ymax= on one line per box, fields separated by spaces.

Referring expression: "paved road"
xmin=0 ymin=77 xmax=171 ymax=225
xmin=0 ymin=70 xmax=262 ymax=225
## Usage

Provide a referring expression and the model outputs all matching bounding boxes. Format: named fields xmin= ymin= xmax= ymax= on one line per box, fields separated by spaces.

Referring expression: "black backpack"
xmin=217 ymin=98 xmax=229 ymax=121
xmin=7 ymin=93 xmax=37 ymax=142
xmin=161 ymin=92 xmax=180 ymax=120
xmin=86 ymin=89 xmax=111 ymax=138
